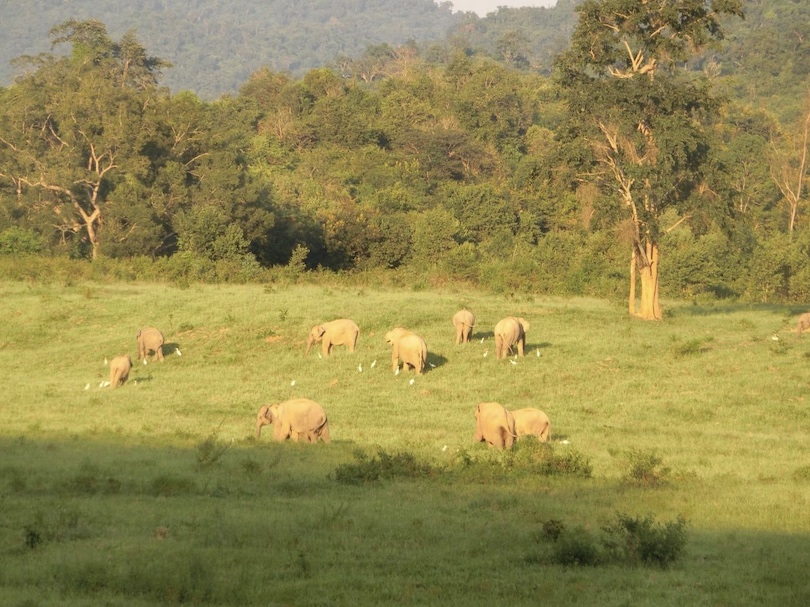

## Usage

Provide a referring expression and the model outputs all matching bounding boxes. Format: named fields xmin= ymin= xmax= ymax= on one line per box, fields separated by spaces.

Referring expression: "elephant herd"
xmin=257 ymin=310 xmax=548 ymax=449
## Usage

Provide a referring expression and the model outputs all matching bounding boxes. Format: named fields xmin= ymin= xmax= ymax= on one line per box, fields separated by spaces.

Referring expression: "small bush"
xmin=504 ymin=439 xmax=594 ymax=478
xmin=195 ymin=426 xmax=232 ymax=468
xmin=601 ymin=512 xmax=688 ymax=569
xmin=672 ymin=337 xmax=712 ymax=357
xmin=551 ymin=526 xmax=601 ymax=567
xmin=624 ymin=449 xmax=671 ymax=487
xmin=332 ymin=448 xmax=434 ymax=484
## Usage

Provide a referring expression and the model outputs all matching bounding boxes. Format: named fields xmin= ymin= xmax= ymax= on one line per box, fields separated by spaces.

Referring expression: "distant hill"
xmin=0 ymin=0 xmax=576 ymax=99
xmin=1 ymin=0 xmax=806 ymax=113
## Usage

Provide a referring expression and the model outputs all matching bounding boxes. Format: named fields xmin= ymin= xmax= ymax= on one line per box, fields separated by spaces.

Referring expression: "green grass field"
xmin=1 ymin=279 xmax=809 ymax=606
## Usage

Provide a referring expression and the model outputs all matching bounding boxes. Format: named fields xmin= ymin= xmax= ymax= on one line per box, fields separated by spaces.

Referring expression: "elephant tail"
xmin=318 ymin=419 xmax=331 ymax=443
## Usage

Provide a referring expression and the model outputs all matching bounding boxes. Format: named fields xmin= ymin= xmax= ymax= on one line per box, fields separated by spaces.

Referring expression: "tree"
xmin=769 ymin=90 xmax=810 ymax=236
xmin=0 ymin=20 xmax=169 ymax=259
xmin=556 ymin=0 xmax=744 ymax=319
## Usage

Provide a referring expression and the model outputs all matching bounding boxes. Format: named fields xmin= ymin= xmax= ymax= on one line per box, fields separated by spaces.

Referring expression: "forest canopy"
xmin=1 ymin=0 xmax=809 ymax=310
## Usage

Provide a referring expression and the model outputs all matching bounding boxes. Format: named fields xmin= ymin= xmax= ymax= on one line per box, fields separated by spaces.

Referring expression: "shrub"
xmin=624 ymin=449 xmax=671 ymax=487
xmin=551 ymin=526 xmax=601 ymax=567
xmin=0 ymin=227 xmax=44 ymax=255
xmin=504 ymin=439 xmax=593 ymax=478
xmin=601 ymin=512 xmax=688 ymax=569
xmin=332 ymin=448 xmax=434 ymax=484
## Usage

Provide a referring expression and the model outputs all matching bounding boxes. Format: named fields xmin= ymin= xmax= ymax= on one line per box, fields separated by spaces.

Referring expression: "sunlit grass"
xmin=1 ymin=280 xmax=809 ymax=605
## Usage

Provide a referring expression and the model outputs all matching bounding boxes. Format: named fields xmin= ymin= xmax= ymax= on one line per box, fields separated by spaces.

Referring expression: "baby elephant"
xmin=511 ymin=408 xmax=551 ymax=443
xmin=798 ymin=312 xmax=810 ymax=337
xmin=255 ymin=398 xmax=331 ymax=443
xmin=109 ymin=355 xmax=133 ymax=388
xmin=137 ymin=327 xmax=165 ymax=361
xmin=452 ymin=308 xmax=475 ymax=344
xmin=473 ymin=401 xmax=517 ymax=450
xmin=494 ymin=316 xmax=530 ymax=359
xmin=385 ymin=327 xmax=427 ymax=374
xmin=305 ymin=318 xmax=359 ymax=357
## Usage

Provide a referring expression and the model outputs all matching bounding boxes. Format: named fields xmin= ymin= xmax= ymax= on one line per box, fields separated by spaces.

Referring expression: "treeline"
xmin=0 ymin=0 xmax=577 ymax=99
xmin=0 ymin=13 xmax=809 ymax=305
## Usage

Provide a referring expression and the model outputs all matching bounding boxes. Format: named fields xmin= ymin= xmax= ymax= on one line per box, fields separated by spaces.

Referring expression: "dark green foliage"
xmin=332 ymin=448 xmax=434 ymax=484
xmin=532 ymin=513 xmax=688 ymax=569
xmin=0 ymin=228 xmax=45 ymax=255
xmin=601 ymin=513 xmax=688 ymax=569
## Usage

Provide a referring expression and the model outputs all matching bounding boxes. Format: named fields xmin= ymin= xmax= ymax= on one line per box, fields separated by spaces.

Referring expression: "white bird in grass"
xmin=395 ymin=367 xmax=400 ymax=376
xmin=480 ymin=337 xmax=485 ymax=343
xmin=429 ymin=362 xmax=436 ymax=368
xmin=175 ymin=348 xmax=183 ymax=356
xmin=561 ymin=439 xmax=570 ymax=445
xmin=409 ymin=379 xmax=415 ymax=385
xmin=771 ymin=335 xmax=780 ymax=341
xmin=99 ymin=381 xmax=105 ymax=388
xmin=290 ymin=380 xmax=296 ymax=387
xmin=143 ymin=359 xmax=148 ymax=366
xmin=358 ymin=363 xmax=363 ymax=372
xmin=483 ymin=351 xmax=488 ymax=357
xmin=536 ymin=350 xmax=540 ymax=357
xmin=371 ymin=360 xmax=377 ymax=368
xmin=318 ymin=353 xmax=322 ymax=359
xmin=84 ymin=383 xmax=90 ymax=390
xmin=510 ymin=359 xmax=517 ymax=365
xmin=103 ymin=357 xmax=108 ymax=366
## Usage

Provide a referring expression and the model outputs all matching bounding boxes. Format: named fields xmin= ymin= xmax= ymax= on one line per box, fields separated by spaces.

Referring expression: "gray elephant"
xmin=305 ymin=319 xmax=360 ymax=357
xmin=511 ymin=408 xmax=551 ymax=443
xmin=137 ymin=327 xmax=164 ymax=362
xmin=798 ymin=312 xmax=810 ymax=337
xmin=109 ymin=355 xmax=133 ymax=389
xmin=452 ymin=309 xmax=475 ymax=344
xmin=473 ymin=401 xmax=517 ymax=450
xmin=494 ymin=316 xmax=530 ymax=359
xmin=255 ymin=398 xmax=331 ymax=443
xmin=385 ymin=327 xmax=427 ymax=374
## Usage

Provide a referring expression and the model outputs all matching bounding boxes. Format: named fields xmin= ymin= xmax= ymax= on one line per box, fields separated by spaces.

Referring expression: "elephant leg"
xmin=517 ymin=339 xmax=524 ymax=357
xmin=322 ymin=341 xmax=331 ymax=357
xmin=319 ymin=423 xmax=331 ymax=443
xmin=157 ymin=347 xmax=164 ymax=362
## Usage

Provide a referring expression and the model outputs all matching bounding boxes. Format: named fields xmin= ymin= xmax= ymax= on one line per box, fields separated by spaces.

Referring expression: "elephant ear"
xmin=316 ymin=325 xmax=327 ymax=338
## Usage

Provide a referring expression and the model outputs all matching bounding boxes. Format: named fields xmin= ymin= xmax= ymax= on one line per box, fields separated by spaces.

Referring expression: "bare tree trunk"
xmin=629 ymin=247 xmax=637 ymax=316
xmin=637 ymin=242 xmax=661 ymax=320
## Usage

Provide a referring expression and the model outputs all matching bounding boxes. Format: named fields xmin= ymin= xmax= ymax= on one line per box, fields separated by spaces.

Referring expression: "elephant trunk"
xmin=305 ymin=334 xmax=317 ymax=356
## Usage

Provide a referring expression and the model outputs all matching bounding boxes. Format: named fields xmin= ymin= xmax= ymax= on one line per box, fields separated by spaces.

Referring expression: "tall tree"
xmin=555 ymin=0 xmax=744 ymax=319
xmin=769 ymin=90 xmax=810 ymax=236
xmin=0 ymin=20 xmax=169 ymax=259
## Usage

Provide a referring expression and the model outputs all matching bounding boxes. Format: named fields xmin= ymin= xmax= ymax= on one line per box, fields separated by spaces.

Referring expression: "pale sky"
xmin=446 ymin=0 xmax=558 ymax=17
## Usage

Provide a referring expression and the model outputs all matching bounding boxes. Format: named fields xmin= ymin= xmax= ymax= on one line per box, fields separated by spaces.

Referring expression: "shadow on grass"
xmin=670 ymin=302 xmax=808 ymax=318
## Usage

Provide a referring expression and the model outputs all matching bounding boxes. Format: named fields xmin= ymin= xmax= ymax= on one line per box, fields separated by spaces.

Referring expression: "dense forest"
xmin=1 ymin=0 xmax=579 ymax=99
xmin=1 ymin=0 xmax=809 ymax=314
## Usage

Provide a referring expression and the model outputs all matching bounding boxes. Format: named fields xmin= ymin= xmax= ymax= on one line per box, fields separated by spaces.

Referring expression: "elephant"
xmin=385 ymin=327 xmax=427 ymax=374
xmin=109 ymin=355 xmax=133 ymax=388
xmin=473 ymin=401 xmax=517 ymax=450
xmin=494 ymin=316 xmax=530 ymax=359
xmin=305 ymin=319 xmax=359 ymax=357
xmin=511 ymin=408 xmax=551 ymax=443
xmin=137 ymin=327 xmax=165 ymax=362
xmin=452 ymin=308 xmax=475 ymax=344
xmin=255 ymin=398 xmax=331 ymax=443
xmin=798 ymin=312 xmax=810 ymax=337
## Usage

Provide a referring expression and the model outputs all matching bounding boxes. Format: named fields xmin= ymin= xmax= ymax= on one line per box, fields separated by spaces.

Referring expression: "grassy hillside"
xmin=1 ymin=279 xmax=809 ymax=605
